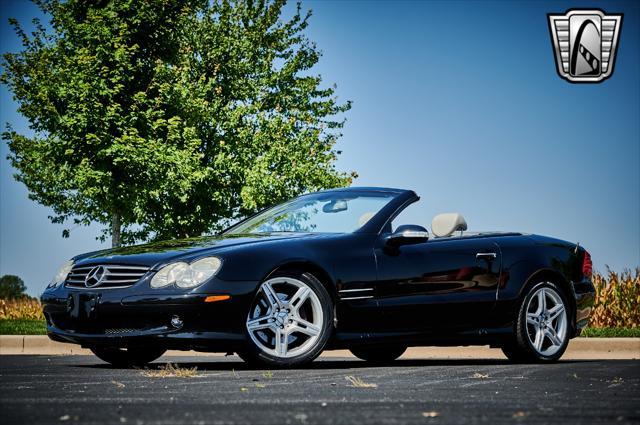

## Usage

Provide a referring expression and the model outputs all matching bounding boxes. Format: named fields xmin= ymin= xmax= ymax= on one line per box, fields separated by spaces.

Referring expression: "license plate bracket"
xmin=67 ymin=293 xmax=100 ymax=319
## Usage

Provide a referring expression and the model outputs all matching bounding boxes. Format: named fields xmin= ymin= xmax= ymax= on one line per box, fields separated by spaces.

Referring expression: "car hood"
xmin=73 ymin=233 xmax=315 ymax=268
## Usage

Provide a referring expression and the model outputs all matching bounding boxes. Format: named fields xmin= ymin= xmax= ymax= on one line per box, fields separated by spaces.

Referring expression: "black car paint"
xmin=41 ymin=187 xmax=595 ymax=352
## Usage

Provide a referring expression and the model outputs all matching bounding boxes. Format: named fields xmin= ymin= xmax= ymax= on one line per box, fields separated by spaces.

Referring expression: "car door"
xmin=374 ymin=236 xmax=501 ymax=333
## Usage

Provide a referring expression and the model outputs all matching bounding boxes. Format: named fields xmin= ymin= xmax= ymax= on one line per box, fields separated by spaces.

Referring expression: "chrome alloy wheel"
xmin=525 ymin=286 xmax=568 ymax=356
xmin=246 ymin=277 xmax=324 ymax=358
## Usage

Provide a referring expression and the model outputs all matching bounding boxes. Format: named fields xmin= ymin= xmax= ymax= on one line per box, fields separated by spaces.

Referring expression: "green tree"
xmin=2 ymin=0 xmax=354 ymax=247
xmin=0 ymin=275 xmax=27 ymax=299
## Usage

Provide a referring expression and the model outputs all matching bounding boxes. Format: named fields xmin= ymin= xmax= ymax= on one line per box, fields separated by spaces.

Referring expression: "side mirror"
xmin=385 ymin=224 xmax=429 ymax=247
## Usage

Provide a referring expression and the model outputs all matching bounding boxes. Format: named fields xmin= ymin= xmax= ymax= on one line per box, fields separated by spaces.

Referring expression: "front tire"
xmin=90 ymin=346 xmax=166 ymax=368
xmin=502 ymin=281 xmax=570 ymax=362
xmin=241 ymin=271 xmax=333 ymax=368
xmin=350 ymin=345 xmax=407 ymax=364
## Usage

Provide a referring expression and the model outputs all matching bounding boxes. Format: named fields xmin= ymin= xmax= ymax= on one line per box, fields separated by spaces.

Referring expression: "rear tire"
xmin=90 ymin=346 xmax=166 ymax=368
xmin=502 ymin=281 xmax=570 ymax=363
xmin=350 ymin=345 xmax=407 ymax=364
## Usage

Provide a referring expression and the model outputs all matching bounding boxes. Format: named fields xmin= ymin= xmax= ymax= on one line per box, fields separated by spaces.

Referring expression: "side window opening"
xmin=389 ymin=202 xmax=429 ymax=233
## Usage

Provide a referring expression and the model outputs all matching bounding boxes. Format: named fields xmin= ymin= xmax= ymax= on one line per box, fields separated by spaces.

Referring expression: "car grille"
xmin=65 ymin=264 xmax=150 ymax=289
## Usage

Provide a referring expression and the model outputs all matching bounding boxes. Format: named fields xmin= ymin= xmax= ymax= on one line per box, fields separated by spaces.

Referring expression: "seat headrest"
xmin=431 ymin=213 xmax=468 ymax=237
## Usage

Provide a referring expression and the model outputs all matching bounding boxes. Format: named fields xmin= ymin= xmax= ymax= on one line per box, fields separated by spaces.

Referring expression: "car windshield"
xmin=225 ymin=192 xmax=395 ymax=234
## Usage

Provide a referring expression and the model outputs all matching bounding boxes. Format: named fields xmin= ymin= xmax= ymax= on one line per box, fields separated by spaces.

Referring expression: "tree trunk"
xmin=112 ymin=213 xmax=122 ymax=248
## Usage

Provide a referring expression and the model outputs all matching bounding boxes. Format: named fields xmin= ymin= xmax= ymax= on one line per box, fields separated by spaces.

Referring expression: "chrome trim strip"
xmin=65 ymin=285 xmax=134 ymax=290
xmin=340 ymin=295 xmax=374 ymax=300
xmin=338 ymin=288 xmax=374 ymax=293
xmin=103 ymin=279 xmax=140 ymax=283
xmin=71 ymin=265 xmax=149 ymax=271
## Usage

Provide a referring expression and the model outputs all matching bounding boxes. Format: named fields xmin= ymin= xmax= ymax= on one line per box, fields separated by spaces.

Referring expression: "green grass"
xmin=581 ymin=327 xmax=640 ymax=338
xmin=0 ymin=319 xmax=47 ymax=335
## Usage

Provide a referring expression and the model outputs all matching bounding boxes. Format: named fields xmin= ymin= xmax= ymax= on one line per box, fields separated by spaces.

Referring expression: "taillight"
xmin=582 ymin=250 xmax=593 ymax=278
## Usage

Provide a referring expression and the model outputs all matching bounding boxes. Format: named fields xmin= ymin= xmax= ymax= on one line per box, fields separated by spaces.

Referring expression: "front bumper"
xmin=41 ymin=278 xmax=259 ymax=351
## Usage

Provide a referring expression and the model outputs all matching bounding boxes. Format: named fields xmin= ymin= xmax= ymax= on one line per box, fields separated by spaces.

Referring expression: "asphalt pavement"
xmin=1 ymin=355 xmax=638 ymax=425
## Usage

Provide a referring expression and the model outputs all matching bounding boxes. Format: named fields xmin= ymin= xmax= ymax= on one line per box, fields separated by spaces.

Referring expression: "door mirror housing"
xmin=385 ymin=224 xmax=429 ymax=247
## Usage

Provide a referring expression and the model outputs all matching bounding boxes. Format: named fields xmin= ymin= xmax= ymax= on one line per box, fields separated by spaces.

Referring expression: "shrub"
xmin=589 ymin=268 xmax=640 ymax=328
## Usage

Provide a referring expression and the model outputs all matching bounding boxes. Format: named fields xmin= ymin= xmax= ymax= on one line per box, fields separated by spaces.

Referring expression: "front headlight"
xmin=151 ymin=257 xmax=222 ymax=289
xmin=47 ymin=260 xmax=74 ymax=289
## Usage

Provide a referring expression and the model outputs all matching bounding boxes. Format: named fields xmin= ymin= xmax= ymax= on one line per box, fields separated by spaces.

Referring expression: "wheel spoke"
xmin=548 ymin=304 xmax=565 ymax=321
xmin=289 ymin=287 xmax=310 ymax=310
xmin=247 ymin=317 xmax=273 ymax=332
xmin=536 ymin=288 xmax=546 ymax=314
xmin=545 ymin=327 xmax=562 ymax=346
xmin=534 ymin=328 xmax=545 ymax=351
xmin=275 ymin=329 xmax=288 ymax=356
xmin=262 ymin=282 xmax=283 ymax=309
xmin=526 ymin=313 xmax=538 ymax=326
xmin=292 ymin=318 xmax=321 ymax=337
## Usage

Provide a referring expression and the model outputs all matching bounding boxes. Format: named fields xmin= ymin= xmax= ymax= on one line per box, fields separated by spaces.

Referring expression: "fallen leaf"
xmin=111 ymin=380 xmax=125 ymax=388
xmin=422 ymin=411 xmax=440 ymax=418
xmin=472 ymin=372 xmax=490 ymax=379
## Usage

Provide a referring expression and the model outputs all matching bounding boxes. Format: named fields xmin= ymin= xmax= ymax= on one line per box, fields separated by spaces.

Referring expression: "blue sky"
xmin=1 ymin=0 xmax=638 ymax=296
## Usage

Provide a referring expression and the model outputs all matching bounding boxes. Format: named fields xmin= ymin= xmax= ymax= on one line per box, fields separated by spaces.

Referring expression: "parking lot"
xmin=1 ymin=355 xmax=638 ymax=424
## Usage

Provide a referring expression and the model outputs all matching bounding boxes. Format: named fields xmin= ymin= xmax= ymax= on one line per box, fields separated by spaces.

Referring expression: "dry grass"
xmin=513 ymin=411 xmax=528 ymax=419
xmin=345 ymin=375 xmax=377 ymax=388
xmin=590 ymin=268 xmax=640 ymax=328
xmin=422 ymin=411 xmax=440 ymax=418
xmin=0 ymin=298 xmax=43 ymax=320
xmin=140 ymin=363 xmax=199 ymax=378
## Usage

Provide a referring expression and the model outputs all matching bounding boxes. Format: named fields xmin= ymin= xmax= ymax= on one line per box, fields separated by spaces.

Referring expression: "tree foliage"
xmin=0 ymin=275 xmax=27 ymax=299
xmin=2 ymin=0 xmax=354 ymax=246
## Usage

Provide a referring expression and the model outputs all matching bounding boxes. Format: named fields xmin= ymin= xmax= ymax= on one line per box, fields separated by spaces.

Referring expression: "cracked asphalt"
xmin=1 ymin=355 xmax=638 ymax=424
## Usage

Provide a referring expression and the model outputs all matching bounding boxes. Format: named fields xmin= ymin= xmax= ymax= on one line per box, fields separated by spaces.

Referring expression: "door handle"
xmin=476 ymin=252 xmax=497 ymax=259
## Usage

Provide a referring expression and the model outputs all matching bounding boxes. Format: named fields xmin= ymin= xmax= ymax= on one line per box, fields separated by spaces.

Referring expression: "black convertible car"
xmin=42 ymin=187 xmax=595 ymax=367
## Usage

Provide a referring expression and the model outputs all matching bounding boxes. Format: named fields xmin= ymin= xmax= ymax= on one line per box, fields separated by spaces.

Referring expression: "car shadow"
xmin=73 ymin=357 xmax=595 ymax=371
